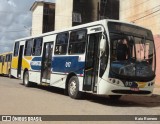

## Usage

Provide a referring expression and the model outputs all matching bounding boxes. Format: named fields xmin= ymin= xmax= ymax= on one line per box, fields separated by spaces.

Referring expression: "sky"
xmin=0 ymin=0 xmax=55 ymax=54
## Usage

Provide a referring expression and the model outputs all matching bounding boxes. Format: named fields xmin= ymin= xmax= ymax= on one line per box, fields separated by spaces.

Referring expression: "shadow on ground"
xmin=20 ymin=83 xmax=160 ymax=108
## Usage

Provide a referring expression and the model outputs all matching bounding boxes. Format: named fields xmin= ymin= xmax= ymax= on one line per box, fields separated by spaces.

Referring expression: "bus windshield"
xmin=108 ymin=22 xmax=156 ymax=81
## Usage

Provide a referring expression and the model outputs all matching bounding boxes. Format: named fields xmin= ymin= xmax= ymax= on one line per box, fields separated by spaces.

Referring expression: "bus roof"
xmin=0 ymin=52 xmax=12 ymax=56
xmin=15 ymin=19 xmax=152 ymax=42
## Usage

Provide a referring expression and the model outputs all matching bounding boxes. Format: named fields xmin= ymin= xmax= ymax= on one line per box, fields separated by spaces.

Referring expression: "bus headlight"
xmin=107 ymin=78 xmax=124 ymax=87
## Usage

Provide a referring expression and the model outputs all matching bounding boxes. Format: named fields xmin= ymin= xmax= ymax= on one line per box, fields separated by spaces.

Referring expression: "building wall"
xmin=32 ymin=3 xmax=44 ymax=36
xmin=120 ymin=0 xmax=160 ymax=84
xmin=55 ymin=0 xmax=119 ymax=30
xmin=55 ymin=0 xmax=73 ymax=30
xmin=120 ymin=0 xmax=160 ymax=35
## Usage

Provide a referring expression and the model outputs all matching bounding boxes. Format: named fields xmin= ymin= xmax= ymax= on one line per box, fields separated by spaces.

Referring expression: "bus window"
xmin=0 ymin=56 xmax=2 ymax=63
xmin=9 ymin=54 xmax=12 ymax=62
xmin=24 ymin=39 xmax=33 ymax=56
xmin=32 ymin=38 xmax=43 ymax=56
xmin=68 ymin=30 xmax=86 ymax=54
xmin=5 ymin=55 xmax=8 ymax=62
xmin=54 ymin=32 xmax=69 ymax=55
xmin=14 ymin=42 xmax=19 ymax=56
xmin=5 ymin=54 xmax=12 ymax=62
xmin=2 ymin=56 xmax=4 ymax=65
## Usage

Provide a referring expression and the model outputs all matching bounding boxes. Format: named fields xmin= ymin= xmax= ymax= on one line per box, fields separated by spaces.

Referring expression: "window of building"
xmin=13 ymin=42 xmax=19 ymax=56
xmin=24 ymin=39 xmax=33 ymax=56
xmin=68 ymin=30 xmax=86 ymax=54
xmin=54 ymin=32 xmax=69 ymax=55
xmin=32 ymin=38 xmax=43 ymax=56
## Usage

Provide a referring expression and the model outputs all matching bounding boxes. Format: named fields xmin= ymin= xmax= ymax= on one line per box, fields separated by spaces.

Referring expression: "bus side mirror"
xmin=100 ymin=35 xmax=106 ymax=52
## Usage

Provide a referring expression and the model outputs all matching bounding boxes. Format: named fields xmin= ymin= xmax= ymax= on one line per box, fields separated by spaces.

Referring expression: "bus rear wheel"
xmin=68 ymin=76 xmax=81 ymax=99
xmin=23 ymin=71 xmax=31 ymax=87
xmin=8 ymin=69 xmax=12 ymax=78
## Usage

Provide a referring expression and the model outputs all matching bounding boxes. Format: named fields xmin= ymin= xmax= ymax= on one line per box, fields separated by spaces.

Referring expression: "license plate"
xmin=130 ymin=88 xmax=139 ymax=91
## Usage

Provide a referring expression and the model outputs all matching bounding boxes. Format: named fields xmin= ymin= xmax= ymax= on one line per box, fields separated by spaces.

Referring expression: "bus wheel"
xmin=68 ymin=76 xmax=81 ymax=99
xmin=23 ymin=71 xmax=31 ymax=87
xmin=8 ymin=70 xmax=12 ymax=78
xmin=109 ymin=95 xmax=121 ymax=101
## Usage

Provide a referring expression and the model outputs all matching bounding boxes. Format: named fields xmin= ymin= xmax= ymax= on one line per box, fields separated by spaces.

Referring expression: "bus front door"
xmin=17 ymin=45 xmax=24 ymax=78
xmin=1 ymin=56 xmax=4 ymax=74
xmin=41 ymin=42 xmax=53 ymax=83
xmin=83 ymin=33 xmax=101 ymax=92
xmin=2 ymin=56 xmax=7 ymax=74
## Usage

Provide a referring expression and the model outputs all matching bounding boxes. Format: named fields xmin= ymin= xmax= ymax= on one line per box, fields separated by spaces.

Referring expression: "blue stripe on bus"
xmin=30 ymin=56 xmax=85 ymax=74
xmin=30 ymin=57 xmax=42 ymax=70
xmin=52 ymin=56 xmax=85 ymax=74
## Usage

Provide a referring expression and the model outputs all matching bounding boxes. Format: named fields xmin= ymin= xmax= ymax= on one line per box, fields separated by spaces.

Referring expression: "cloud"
xmin=7 ymin=0 xmax=16 ymax=8
xmin=0 ymin=0 xmax=55 ymax=53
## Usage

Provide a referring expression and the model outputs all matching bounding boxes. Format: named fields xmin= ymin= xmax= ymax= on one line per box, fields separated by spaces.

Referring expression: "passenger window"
xmin=69 ymin=30 xmax=86 ymax=54
xmin=9 ymin=54 xmax=12 ymax=62
xmin=32 ymin=38 xmax=43 ymax=56
xmin=14 ymin=42 xmax=19 ymax=56
xmin=0 ymin=56 xmax=2 ymax=62
xmin=54 ymin=32 xmax=69 ymax=55
xmin=6 ymin=54 xmax=12 ymax=62
xmin=5 ymin=55 xmax=8 ymax=62
xmin=24 ymin=39 xmax=33 ymax=56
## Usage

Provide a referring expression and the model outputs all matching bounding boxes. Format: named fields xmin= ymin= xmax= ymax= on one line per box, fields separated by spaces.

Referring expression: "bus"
xmin=0 ymin=52 xmax=12 ymax=77
xmin=11 ymin=19 xmax=156 ymax=99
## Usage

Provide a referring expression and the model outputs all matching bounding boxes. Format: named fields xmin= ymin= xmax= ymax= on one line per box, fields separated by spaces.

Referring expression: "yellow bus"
xmin=0 ymin=52 xmax=12 ymax=77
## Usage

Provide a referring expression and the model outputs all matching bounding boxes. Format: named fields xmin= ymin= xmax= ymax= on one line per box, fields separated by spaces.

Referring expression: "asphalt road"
xmin=0 ymin=76 xmax=160 ymax=124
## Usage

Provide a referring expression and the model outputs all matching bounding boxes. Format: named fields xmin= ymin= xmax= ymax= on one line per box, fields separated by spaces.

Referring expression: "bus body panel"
xmin=10 ymin=19 xmax=156 ymax=97
xmin=98 ymin=78 xmax=154 ymax=96
xmin=0 ymin=52 xmax=12 ymax=76
xmin=11 ymin=41 xmax=25 ymax=78
xmin=0 ymin=63 xmax=2 ymax=74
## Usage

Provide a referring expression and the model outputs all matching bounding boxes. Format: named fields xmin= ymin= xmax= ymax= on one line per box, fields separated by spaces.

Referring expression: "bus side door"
xmin=2 ymin=56 xmax=5 ymax=74
xmin=41 ymin=42 xmax=54 ymax=83
xmin=17 ymin=45 xmax=24 ymax=77
xmin=3 ymin=55 xmax=8 ymax=74
xmin=83 ymin=33 xmax=102 ymax=92
xmin=0 ymin=56 xmax=3 ymax=74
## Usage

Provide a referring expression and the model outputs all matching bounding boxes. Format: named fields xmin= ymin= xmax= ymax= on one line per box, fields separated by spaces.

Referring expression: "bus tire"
xmin=23 ymin=71 xmax=31 ymax=87
xmin=109 ymin=95 xmax=121 ymax=101
xmin=8 ymin=69 xmax=12 ymax=78
xmin=68 ymin=76 xmax=81 ymax=99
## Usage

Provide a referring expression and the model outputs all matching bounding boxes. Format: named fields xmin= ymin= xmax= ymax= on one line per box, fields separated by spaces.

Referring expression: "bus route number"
xmin=65 ymin=62 xmax=71 ymax=68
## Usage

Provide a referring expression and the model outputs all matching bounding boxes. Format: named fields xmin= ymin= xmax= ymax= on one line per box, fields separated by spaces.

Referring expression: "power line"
xmin=122 ymin=4 xmax=160 ymax=20
xmin=131 ymin=8 xmax=160 ymax=22
xmin=136 ymin=12 xmax=160 ymax=24
xmin=120 ymin=0 xmax=150 ymax=12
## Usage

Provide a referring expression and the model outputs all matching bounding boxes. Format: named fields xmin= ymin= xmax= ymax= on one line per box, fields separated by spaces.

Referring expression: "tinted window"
xmin=54 ymin=32 xmax=69 ymax=55
xmin=0 ymin=56 xmax=2 ymax=62
xmin=5 ymin=55 xmax=8 ymax=62
xmin=5 ymin=54 xmax=12 ymax=62
xmin=68 ymin=30 xmax=86 ymax=54
xmin=24 ymin=39 xmax=33 ymax=56
xmin=14 ymin=42 xmax=19 ymax=56
xmin=108 ymin=22 xmax=153 ymax=40
xmin=32 ymin=38 xmax=43 ymax=56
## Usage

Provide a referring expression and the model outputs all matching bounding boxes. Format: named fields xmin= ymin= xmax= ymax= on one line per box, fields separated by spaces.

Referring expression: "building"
xmin=30 ymin=1 xmax=55 ymax=36
xmin=120 ymin=0 xmax=160 ymax=84
xmin=55 ymin=0 xmax=119 ymax=30
xmin=30 ymin=0 xmax=119 ymax=33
